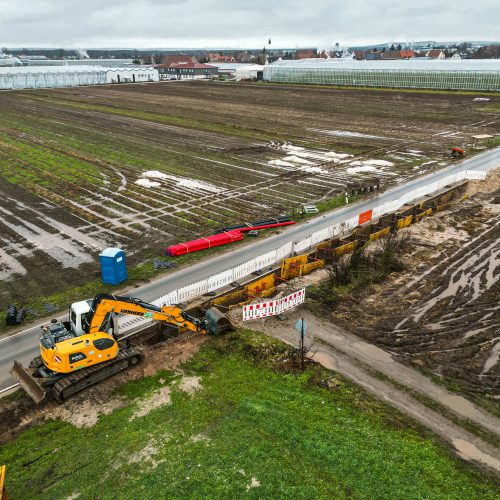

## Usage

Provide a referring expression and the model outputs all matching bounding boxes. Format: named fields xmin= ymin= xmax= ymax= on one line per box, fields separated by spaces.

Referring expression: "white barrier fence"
xmin=208 ymin=269 xmax=234 ymax=292
xmin=242 ymin=288 xmax=306 ymax=321
xmin=118 ymin=170 xmax=486 ymax=333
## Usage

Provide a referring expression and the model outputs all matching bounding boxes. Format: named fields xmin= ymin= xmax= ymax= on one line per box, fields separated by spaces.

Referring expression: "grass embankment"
xmin=1 ymin=331 xmax=497 ymax=498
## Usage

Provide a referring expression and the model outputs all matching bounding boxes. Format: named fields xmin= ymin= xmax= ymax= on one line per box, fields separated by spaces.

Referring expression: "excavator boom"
xmin=87 ymin=293 xmax=231 ymax=336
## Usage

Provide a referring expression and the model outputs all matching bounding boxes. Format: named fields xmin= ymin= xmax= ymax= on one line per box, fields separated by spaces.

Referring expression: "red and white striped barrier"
xmin=242 ymin=288 xmax=306 ymax=321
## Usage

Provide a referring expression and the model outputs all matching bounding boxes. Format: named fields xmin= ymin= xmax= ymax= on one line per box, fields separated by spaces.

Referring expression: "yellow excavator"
xmin=11 ymin=294 xmax=232 ymax=403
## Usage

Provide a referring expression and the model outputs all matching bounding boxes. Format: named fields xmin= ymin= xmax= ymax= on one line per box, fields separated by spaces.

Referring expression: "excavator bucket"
xmin=204 ymin=307 xmax=234 ymax=336
xmin=9 ymin=361 xmax=48 ymax=404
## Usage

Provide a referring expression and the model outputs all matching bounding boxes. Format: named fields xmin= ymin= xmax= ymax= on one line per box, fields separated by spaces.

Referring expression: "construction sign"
xmin=242 ymin=289 xmax=305 ymax=321
xmin=358 ymin=209 xmax=373 ymax=226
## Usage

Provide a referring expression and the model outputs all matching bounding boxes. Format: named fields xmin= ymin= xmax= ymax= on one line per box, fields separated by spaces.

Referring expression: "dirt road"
xmin=241 ymin=309 xmax=500 ymax=474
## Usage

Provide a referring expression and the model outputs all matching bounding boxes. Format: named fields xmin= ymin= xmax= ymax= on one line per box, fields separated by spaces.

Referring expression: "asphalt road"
xmin=1 ymin=147 xmax=499 ymax=392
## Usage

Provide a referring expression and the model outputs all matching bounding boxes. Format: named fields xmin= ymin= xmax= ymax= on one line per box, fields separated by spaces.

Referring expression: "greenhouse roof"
xmin=269 ymin=58 xmax=500 ymax=72
xmin=0 ymin=65 xmax=106 ymax=74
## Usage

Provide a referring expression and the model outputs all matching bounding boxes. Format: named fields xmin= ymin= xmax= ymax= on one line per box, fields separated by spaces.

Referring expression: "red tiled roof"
xmin=161 ymin=55 xmax=197 ymax=66
xmin=427 ymin=49 xmax=443 ymax=58
xmin=400 ymin=49 xmax=415 ymax=58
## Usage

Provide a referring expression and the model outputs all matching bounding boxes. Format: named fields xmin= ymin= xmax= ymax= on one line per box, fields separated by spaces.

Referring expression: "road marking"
xmin=0 ymin=315 xmax=65 ymax=343
xmin=0 ymin=383 xmax=20 ymax=394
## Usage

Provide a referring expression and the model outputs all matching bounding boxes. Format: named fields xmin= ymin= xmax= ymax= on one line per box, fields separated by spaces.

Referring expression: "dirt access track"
xmin=0 ymin=81 xmax=498 ymax=312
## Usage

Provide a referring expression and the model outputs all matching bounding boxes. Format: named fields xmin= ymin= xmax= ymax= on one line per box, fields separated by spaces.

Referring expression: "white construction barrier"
xmin=242 ymin=298 xmax=281 ymax=320
xmin=234 ymin=258 xmax=257 ymax=280
xmin=275 ymin=241 xmax=293 ymax=262
xmin=155 ymin=290 xmax=178 ymax=307
xmin=178 ymin=279 xmax=208 ymax=303
xmin=330 ymin=223 xmax=342 ymax=237
xmin=311 ymin=227 xmax=331 ymax=245
xmin=294 ymin=236 xmax=312 ymax=254
xmin=279 ymin=288 xmax=306 ymax=314
xmin=255 ymin=250 xmax=277 ymax=270
xmin=344 ymin=215 xmax=359 ymax=230
xmin=207 ymin=269 xmax=234 ymax=292
xmin=118 ymin=315 xmax=148 ymax=331
xmin=465 ymin=170 xmax=487 ymax=180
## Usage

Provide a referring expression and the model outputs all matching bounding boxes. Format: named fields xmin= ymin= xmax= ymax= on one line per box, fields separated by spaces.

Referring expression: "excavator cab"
xmin=69 ymin=299 xmax=115 ymax=337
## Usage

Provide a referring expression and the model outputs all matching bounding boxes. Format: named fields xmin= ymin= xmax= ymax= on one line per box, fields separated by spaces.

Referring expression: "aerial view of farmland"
xmin=0 ymin=81 xmax=498 ymax=320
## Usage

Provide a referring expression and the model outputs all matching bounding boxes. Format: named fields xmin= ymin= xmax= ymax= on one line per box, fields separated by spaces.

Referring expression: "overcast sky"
xmin=1 ymin=0 xmax=499 ymax=48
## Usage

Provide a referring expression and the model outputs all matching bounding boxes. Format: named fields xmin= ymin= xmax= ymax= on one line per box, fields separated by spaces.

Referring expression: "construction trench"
xmin=2 ymin=176 xmax=500 ymax=474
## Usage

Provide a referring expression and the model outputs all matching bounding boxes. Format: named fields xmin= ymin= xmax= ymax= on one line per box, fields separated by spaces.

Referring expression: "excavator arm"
xmin=87 ymin=294 xmax=226 ymax=336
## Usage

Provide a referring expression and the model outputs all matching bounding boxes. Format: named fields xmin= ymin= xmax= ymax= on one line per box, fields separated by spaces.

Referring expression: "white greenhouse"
xmin=0 ymin=66 xmax=106 ymax=90
xmin=264 ymin=59 xmax=500 ymax=91
xmin=0 ymin=66 xmax=160 ymax=90
xmin=235 ymin=64 xmax=265 ymax=80
xmin=106 ymin=67 xmax=159 ymax=84
xmin=20 ymin=59 xmax=135 ymax=67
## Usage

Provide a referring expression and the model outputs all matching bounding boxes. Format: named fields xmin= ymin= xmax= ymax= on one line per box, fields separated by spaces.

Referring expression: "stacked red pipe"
xmin=166 ymin=221 xmax=296 ymax=257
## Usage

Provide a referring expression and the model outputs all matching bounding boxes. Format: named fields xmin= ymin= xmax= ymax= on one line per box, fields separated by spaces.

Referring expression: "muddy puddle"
xmin=452 ymin=439 xmax=500 ymax=472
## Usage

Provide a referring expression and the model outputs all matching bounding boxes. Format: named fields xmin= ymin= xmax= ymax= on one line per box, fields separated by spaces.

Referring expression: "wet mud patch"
xmin=332 ymin=172 xmax=500 ymax=400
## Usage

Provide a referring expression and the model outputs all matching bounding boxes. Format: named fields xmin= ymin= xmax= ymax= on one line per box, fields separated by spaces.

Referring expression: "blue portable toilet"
xmin=99 ymin=247 xmax=128 ymax=285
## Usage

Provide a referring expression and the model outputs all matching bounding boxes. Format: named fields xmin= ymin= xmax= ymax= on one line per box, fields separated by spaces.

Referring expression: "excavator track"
xmin=52 ymin=347 xmax=142 ymax=403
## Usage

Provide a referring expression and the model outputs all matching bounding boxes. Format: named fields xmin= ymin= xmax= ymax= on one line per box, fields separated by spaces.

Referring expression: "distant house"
xmin=161 ymin=54 xmax=197 ymax=66
xmin=354 ymin=50 xmax=366 ymax=60
xmin=399 ymin=49 xmax=415 ymax=59
xmin=237 ymin=52 xmax=255 ymax=63
xmin=208 ymin=53 xmax=235 ymax=62
xmin=156 ymin=62 xmax=218 ymax=80
xmin=427 ymin=49 xmax=445 ymax=60
xmin=380 ymin=50 xmax=402 ymax=60
xmin=295 ymin=49 xmax=316 ymax=59
xmin=450 ymin=53 xmax=461 ymax=60
xmin=366 ymin=51 xmax=382 ymax=60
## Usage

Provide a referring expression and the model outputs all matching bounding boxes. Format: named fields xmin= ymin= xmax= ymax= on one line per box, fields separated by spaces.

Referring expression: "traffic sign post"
xmin=294 ymin=318 xmax=307 ymax=370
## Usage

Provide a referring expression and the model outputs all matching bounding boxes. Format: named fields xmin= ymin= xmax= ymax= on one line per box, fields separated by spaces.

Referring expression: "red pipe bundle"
xmin=166 ymin=221 xmax=295 ymax=257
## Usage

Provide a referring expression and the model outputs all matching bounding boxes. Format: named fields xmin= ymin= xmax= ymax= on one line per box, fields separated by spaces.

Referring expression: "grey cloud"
xmin=0 ymin=0 xmax=498 ymax=47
